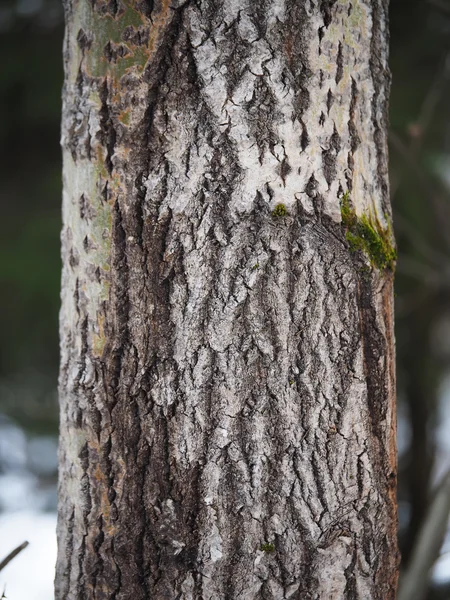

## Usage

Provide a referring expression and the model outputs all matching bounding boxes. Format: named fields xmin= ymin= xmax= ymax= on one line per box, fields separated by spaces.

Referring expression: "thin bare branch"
xmin=398 ymin=470 xmax=450 ymax=600
xmin=0 ymin=541 xmax=29 ymax=573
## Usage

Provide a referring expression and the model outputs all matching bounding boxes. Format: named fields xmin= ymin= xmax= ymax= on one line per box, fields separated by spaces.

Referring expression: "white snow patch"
xmin=0 ymin=511 xmax=57 ymax=600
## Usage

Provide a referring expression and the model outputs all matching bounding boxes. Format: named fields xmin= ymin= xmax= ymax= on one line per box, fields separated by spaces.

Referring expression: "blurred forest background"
xmin=1 ymin=0 xmax=450 ymax=597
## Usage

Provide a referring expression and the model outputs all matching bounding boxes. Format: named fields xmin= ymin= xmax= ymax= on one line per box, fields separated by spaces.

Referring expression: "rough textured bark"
xmin=57 ymin=0 xmax=398 ymax=598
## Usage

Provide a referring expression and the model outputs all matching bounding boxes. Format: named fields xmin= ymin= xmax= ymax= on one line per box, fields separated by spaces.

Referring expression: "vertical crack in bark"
xmin=322 ymin=126 xmax=341 ymax=187
xmin=320 ymin=0 xmax=338 ymax=28
xmin=346 ymin=77 xmax=361 ymax=191
xmin=98 ymin=80 xmax=117 ymax=176
xmin=335 ymin=41 xmax=343 ymax=84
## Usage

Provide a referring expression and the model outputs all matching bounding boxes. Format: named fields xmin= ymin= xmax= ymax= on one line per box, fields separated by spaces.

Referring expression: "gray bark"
xmin=57 ymin=0 xmax=398 ymax=598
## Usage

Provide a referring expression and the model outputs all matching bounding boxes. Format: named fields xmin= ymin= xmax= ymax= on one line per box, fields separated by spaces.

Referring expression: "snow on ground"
xmin=0 ymin=511 xmax=56 ymax=600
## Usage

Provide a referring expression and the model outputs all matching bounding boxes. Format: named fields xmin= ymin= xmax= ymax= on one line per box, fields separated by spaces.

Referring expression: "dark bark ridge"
xmin=58 ymin=1 xmax=398 ymax=598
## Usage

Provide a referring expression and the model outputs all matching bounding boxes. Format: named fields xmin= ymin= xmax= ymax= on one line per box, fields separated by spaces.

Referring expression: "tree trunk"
xmin=57 ymin=0 xmax=398 ymax=598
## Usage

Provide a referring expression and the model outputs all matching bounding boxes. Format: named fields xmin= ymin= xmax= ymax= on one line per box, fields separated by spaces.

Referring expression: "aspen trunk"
xmin=57 ymin=0 xmax=398 ymax=598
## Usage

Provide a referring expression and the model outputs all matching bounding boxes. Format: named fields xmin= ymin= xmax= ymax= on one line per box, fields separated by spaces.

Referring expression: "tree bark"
xmin=57 ymin=0 xmax=398 ymax=598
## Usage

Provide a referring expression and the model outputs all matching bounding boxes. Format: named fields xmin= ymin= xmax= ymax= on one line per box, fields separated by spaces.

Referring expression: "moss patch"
xmin=272 ymin=203 xmax=288 ymax=218
xmin=261 ymin=542 xmax=275 ymax=553
xmin=340 ymin=192 xmax=396 ymax=271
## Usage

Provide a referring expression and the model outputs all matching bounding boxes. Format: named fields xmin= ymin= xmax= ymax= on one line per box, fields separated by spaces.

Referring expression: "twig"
xmin=0 ymin=542 xmax=29 ymax=573
xmin=398 ymin=470 xmax=450 ymax=600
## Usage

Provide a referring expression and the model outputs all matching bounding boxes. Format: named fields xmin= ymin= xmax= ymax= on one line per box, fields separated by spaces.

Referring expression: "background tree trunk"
xmin=57 ymin=0 xmax=398 ymax=598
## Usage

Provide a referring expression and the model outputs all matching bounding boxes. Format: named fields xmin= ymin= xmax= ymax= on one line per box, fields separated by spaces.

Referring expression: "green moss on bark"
xmin=340 ymin=192 xmax=396 ymax=271
xmin=272 ymin=203 xmax=288 ymax=217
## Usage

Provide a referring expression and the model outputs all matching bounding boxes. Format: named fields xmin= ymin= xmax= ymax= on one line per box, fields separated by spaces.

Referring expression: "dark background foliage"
xmin=0 ymin=0 xmax=62 ymax=435
xmin=1 ymin=0 xmax=450 ymax=596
